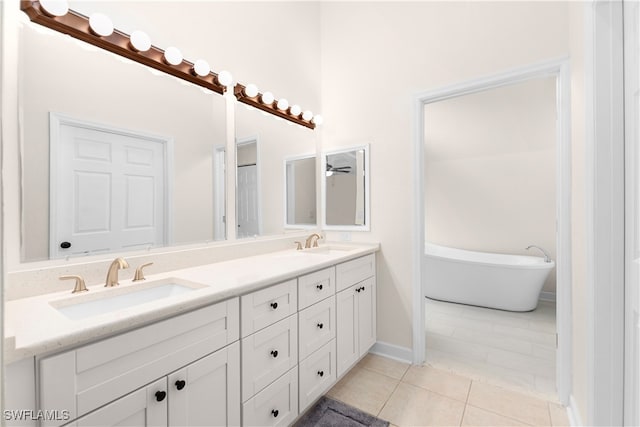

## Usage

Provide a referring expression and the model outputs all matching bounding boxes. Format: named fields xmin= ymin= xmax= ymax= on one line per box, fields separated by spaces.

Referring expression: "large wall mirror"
xmin=285 ymin=155 xmax=317 ymax=229
xmin=322 ymin=145 xmax=370 ymax=231
xmin=19 ymin=7 xmax=227 ymax=262
xmin=235 ymin=104 xmax=317 ymax=238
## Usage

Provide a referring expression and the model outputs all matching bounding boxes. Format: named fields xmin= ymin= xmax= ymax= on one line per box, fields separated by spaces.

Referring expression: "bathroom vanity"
xmin=4 ymin=244 xmax=377 ymax=427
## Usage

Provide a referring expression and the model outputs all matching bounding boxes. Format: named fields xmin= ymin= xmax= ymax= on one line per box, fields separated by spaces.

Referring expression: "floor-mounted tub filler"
xmin=424 ymin=243 xmax=555 ymax=312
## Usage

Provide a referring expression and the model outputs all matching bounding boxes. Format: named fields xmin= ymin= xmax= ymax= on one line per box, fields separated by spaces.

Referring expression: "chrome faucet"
xmin=304 ymin=233 xmax=322 ymax=249
xmin=525 ymin=245 xmax=552 ymax=263
xmin=105 ymin=257 xmax=129 ymax=287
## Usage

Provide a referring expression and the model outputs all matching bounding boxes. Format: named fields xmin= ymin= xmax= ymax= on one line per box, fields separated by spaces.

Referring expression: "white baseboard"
xmin=369 ymin=341 xmax=413 ymax=364
xmin=540 ymin=291 xmax=557 ymax=303
xmin=567 ymin=394 xmax=584 ymax=426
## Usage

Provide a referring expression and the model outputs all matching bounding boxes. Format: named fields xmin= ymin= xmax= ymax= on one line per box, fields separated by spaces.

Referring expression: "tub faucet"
xmin=525 ymin=245 xmax=552 ymax=263
xmin=105 ymin=257 xmax=129 ymax=287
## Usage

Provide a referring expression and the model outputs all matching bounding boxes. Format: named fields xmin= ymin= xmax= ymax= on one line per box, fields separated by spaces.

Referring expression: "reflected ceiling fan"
xmin=326 ymin=163 xmax=352 ymax=175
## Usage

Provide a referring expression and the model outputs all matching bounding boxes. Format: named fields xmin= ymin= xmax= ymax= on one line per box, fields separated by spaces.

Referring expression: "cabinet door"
xmin=357 ymin=277 xmax=376 ymax=355
xmin=336 ymin=288 xmax=358 ymax=377
xmin=168 ymin=342 xmax=240 ymax=427
xmin=73 ymin=378 xmax=167 ymax=427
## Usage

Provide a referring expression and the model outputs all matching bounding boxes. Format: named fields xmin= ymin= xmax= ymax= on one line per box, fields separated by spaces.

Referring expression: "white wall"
xmin=424 ymin=77 xmax=557 ymax=293
xmin=320 ymin=0 xmax=574 ymax=376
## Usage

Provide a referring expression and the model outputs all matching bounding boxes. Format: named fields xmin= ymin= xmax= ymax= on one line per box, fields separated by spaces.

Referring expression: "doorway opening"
xmin=412 ymin=58 xmax=572 ymax=405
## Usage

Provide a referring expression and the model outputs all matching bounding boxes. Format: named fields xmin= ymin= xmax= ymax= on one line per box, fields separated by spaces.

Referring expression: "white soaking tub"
xmin=424 ymin=243 xmax=555 ymax=312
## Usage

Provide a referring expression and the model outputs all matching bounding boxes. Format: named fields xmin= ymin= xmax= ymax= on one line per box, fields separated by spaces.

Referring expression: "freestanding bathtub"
xmin=424 ymin=243 xmax=555 ymax=312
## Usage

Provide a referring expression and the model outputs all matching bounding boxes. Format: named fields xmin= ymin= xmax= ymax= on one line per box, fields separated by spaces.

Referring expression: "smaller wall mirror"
xmin=322 ymin=145 xmax=370 ymax=231
xmin=285 ymin=155 xmax=317 ymax=228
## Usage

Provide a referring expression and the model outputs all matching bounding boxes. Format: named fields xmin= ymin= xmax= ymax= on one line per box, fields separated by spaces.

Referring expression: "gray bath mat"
xmin=295 ymin=396 xmax=390 ymax=427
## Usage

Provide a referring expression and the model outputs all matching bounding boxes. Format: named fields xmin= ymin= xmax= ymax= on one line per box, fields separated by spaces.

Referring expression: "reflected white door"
xmin=51 ymin=115 xmax=168 ymax=258
xmin=237 ymin=164 xmax=259 ymax=238
xmin=625 ymin=1 xmax=640 ymax=424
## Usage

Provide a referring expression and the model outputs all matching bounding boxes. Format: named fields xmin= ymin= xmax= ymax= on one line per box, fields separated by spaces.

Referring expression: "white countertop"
xmin=4 ymin=243 xmax=379 ymax=363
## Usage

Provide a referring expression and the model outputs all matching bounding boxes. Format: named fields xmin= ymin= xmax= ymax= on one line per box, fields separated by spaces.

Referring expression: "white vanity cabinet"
xmin=335 ymin=255 xmax=377 ymax=377
xmin=38 ymin=298 xmax=240 ymax=427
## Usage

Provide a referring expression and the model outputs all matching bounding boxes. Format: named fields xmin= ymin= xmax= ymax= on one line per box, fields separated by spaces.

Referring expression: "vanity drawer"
xmin=39 ymin=298 xmax=239 ymax=426
xmin=298 ymin=267 xmax=335 ymax=309
xmin=242 ymin=367 xmax=298 ymax=427
xmin=242 ymin=314 xmax=298 ymax=402
xmin=299 ymin=339 xmax=337 ymax=412
xmin=298 ymin=296 xmax=336 ymax=360
xmin=241 ymin=279 xmax=297 ymax=337
xmin=336 ymin=254 xmax=375 ymax=292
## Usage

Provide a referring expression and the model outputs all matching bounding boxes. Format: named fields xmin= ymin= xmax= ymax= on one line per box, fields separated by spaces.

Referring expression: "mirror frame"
xmin=321 ymin=144 xmax=370 ymax=232
xmin=283 ymin=153 xmax=317 ymax=230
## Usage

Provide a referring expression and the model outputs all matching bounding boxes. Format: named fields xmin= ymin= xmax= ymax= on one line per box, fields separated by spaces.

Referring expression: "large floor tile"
xmin=326 ymin=366 xmax=399 ymax=416
xmin=358 ymin=353 xmax=410 ymax=380
xmin=402 ymin=364 xmax=471 ymax=402
xmin=462 ymin=405 xmax=531 ymax=426
xmin=467 ymin=382 xmax=551 ymax=426
xmin=379 ymin=382 xmax=465 ymax=426
xmin=549 ymin=402 xmax=570 ymax=426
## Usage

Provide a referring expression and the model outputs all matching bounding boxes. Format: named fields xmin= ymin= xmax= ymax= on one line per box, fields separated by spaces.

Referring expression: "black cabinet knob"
xmin=271 ymin=409 xmax=279 ymax=418
xmin=270 ymin=302 xmax=278 ymax=310
xmin=355 ymin=287 xmax=361 ymax=293
xmin=175 ymin=380 xmax=186 ymax=390
xmin=317 ymin=322 xmax=324 ymax=329
xmin=155 ymin=391 xmax=166 ymax=402
xmin=316 ymin=283 xmax=323 ymax=290
xmin=271 ymin=350 xmax=279 ymax=358
xmin=361 ymin=286 xmax=366 ymax=291
xmin=317 ymin=370 xmax=324 ymax=377
xmin=60 ymin=241 xmax=71 ymax=249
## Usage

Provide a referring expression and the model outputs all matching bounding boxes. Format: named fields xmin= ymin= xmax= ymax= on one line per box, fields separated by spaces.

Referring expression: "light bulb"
xmin=244 ymin=84 xmax=258 ymax=98
xmin=261 ymin=91 xmax=275 ymax=105
xmin=290 ymin=104 xmax=302 ymax=116
xmin=276 ymin=98 xmax=289 ymax=111
xmin=39 ymin=0 xmax=68 ymax=17
xmin=217 ymin=70 xmax=233 ymax=87
xmin=163 ymin=46 xmax=183 ymax=65
xmin=130 ymin=30 xmax=151 ymax=52
xmin=193 ymin=59 xmax=210 ymax=77
xmin=312 ymin=115 xmax=324 ymax=125
xmin=89 ymin=13 xmax=114 ymax=37
xmin=302 ymin=110 xmax=313 ymax=121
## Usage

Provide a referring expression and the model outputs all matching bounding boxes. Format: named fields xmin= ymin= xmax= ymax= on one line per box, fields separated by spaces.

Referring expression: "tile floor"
xmin=425 ymin=298 xmax=557 ymax=400
xmin=327 ymin=354 xmax=570 ymax=427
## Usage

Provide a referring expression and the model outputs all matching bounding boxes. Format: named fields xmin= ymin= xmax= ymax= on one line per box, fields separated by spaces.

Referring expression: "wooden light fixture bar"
xmin=20 ymin=0 xmax=226 ymax=94
xmin=20 ymin=1 xmax=319 ymax=130
xmin=234 ymin=84 xmax=316 ymax=130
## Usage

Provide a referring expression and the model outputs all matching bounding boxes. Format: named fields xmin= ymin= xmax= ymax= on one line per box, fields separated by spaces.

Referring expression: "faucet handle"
xmin=60 ymin=275 xmax=88 ymax=294
xmin=313 ymin=234 xmax=323 ymax=248
xmin=294 ymin=241 xmax=303 ymax=251
xmin=133 ymin=262 xmax=154 ymax=282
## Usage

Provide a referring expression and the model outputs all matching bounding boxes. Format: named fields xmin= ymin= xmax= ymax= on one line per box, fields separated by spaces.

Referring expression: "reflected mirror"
xmin=19 ymin=11 xmax=227 ymax=262
xmin=322 ymin=145 xmax=370 ymax=230
xmin=285 ymin=155 xmax=316 ymax=228
xmin=235 ymin=104 xmax=317 ymax=238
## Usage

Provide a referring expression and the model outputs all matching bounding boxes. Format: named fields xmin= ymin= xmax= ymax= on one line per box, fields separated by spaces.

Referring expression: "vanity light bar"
xmin=21 ymin=0 xmax=321 ymax=130
xmin=234 ymin=83 xmax=316 ymax=130
xmin=20 ymin=1 xmax=227 ymax=94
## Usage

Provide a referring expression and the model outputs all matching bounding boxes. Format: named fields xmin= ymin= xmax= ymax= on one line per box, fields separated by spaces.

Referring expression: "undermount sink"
xmin=50 ymin=278 xmax=206 ymax=320
xmin=305 ymin=245 xmax=357 ymax=255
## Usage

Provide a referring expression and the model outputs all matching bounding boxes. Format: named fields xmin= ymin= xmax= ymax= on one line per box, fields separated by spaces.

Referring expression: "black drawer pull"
xmin=317 ymin=370 xmax=324 ymax=377
xmin=317 ymin=322 xmax=324 ymax=329
xmin=155 ymin=391 xmax=166 ymax=402
xmin=316 ymin=283 xmax=323 ymax=290
xmin=175 ymin=380 xmax=186 ymax=390
xmin=271 ymin=350 xmax=279 ymax=358
xmin=270 ymin=302 xmax=278 ymax=310
xmin=272 ymin=409 xmax=279 ymax=418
